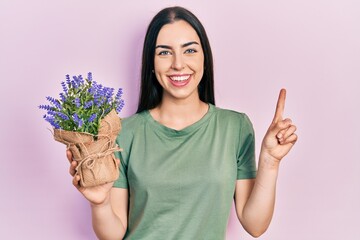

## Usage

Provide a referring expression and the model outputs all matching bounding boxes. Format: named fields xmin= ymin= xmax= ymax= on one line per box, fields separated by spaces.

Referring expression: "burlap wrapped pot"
xmin=54 ymin=109 xmax=122 ymax=187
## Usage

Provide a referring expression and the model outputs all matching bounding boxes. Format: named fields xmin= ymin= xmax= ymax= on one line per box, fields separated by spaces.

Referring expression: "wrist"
xmin=259 ymin=150 xmax=281 ymax=171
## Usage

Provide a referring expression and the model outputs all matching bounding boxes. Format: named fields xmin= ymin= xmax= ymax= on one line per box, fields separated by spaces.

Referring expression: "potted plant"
xmin=39 ymin=72 xmax=125 ymax=187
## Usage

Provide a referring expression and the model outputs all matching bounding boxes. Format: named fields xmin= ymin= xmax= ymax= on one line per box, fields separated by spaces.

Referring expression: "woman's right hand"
xmin=66 ymin=150 xmax=119 ymax=206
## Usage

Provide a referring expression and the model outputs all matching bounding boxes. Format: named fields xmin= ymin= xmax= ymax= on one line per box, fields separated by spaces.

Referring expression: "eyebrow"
xmin=155 ymin=41 xmax=199 ymax=49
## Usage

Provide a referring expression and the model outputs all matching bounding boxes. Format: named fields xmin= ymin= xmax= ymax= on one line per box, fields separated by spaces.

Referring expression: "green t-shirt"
xmin=114 ymin=104 xmax=257 ymax=240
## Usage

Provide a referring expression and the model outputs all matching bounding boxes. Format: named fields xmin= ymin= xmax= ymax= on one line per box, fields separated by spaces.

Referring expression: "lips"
xmin=168 ymin=74 xmax=191 ymax=87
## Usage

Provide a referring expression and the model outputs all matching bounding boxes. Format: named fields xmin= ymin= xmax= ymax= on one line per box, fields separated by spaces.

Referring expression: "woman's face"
xmin=154 ymin=20 xmax=204 ymax=102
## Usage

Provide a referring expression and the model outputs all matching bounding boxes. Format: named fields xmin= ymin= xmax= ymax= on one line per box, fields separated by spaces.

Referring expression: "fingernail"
xmin=277 ymin=133 xmax=282 ymax=138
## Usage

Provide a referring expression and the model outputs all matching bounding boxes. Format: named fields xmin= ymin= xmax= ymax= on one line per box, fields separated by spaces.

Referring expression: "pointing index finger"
xmin=273 ymin=88 xmax=286 ymax=123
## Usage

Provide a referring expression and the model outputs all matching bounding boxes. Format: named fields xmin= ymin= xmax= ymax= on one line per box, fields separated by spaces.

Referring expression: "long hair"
xmin=136 ymin=6 xmax=215 ymax=113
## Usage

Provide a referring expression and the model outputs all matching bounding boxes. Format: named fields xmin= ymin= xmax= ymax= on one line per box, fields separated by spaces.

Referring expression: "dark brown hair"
xmin=136 ymin=6 xmax=215 ymax=113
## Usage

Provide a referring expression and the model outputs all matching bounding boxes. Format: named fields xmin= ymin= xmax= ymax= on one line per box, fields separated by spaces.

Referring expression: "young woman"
xmin=67 ymin=6 xmax=297 ymax=240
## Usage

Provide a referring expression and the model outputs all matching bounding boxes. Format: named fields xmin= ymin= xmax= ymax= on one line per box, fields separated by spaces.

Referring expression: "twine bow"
xmin=75 ymin=143 xmax=122 ymax=173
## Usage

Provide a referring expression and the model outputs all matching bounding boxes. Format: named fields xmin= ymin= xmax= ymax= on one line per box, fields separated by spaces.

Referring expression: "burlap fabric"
xmin=54 ymin=109 xmax=122 ymax=187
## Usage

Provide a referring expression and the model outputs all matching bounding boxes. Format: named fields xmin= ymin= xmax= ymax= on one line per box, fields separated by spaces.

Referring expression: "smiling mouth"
xmin=168 ymin=74 xmax=191 ymax=87
xmin=169 ymin=74 xmax=191 ymax=82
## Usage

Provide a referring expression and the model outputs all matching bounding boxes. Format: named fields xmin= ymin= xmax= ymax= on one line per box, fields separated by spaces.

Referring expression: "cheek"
xmin=154 ymin=71 xmax=163 ymax=82
xmin=154 ymin=58 xmax=160 ymax=71
xmin=189 ymin=56 xmax=205 ymax=74
xmin=196 ymin=56 xmax=205 ymax=81
xmin=154 ymin=58 xmax=171 ymax=72
xmin=154 ymin=72 xmax=168 ymax=89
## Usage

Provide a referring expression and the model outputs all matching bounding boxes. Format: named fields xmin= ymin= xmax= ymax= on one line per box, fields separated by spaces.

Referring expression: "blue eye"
xmin=159 ymin=51 xmax=171 ymax=55
xmin=185 ymin=49 xmax=197 ymax=54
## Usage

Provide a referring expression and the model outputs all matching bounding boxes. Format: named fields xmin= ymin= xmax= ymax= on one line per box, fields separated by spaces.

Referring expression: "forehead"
xmin=156 ymin=20 xmax=201 ymax=45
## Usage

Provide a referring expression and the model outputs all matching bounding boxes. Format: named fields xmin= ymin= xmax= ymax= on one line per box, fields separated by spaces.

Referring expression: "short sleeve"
xmin=113 ymin=148 xmax=129 ymax=188
xmin=113 ymin=119 xmax=132 ymax=189
xmin=236 ymin=114 xmax=257 ymax=179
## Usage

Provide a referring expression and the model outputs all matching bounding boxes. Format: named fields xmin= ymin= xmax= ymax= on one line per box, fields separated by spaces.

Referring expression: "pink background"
xmin=1 ymin=0 xmax=359 ymax=239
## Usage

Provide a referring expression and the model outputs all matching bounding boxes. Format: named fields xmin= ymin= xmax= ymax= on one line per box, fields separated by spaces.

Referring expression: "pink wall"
xmin=1 ymin=0 xmax=359 ymax=239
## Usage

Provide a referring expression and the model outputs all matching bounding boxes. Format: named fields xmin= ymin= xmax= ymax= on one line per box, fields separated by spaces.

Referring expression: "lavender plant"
xmin=39 ymin=72 xmax=125 ymax=136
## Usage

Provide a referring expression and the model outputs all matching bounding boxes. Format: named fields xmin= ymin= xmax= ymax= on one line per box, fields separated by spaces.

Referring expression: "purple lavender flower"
xmin=84 ymin=101 xmax=93 ymax=109
xmin=71 ymin=75 xmax=82 ymax=89
xmin=88 ymin=81 xmax=98 ymax=95
xmin=88 ymin=85 xmax=96 ymax=95
xmin=87 ymin=72 xmax=93 ymax=81
xmin=93 ymin=93 xmax=100 ymax=106
xmin=71 ymin=80 xmax=77 ymax=89
xmin=116 ymin=99 xmax=125 ymax=113
xmin=59 ymin=93 xmax=66 ymax=102
xmin=96 ymin=84 xmax=103 ymax=93
xmin=61 ymin=82 xmax=68 ymax=94
xmin=45 ymin=96 xmax=56 ymax=104
xmin=101 ymin=86 xmax=108 ymax=95
xmin=57 ymin=112 xmax=69 ymax=121
xmin=46 ymin=109 xmax=57 ymax=116
xmin=38 ymin=104 xmax=53 ymax=111
xmin=78 ymin=75 xmax=84 ymax=85
xmin=105 ymin=88 xmax=114 ymax=102
xmin=115 ymin=88 xmax=123 ymax=101
xmin=66 ymin=74 xmax=71 ymax=86
xmin=94 ymin=86 xmax=106 ymax=107
xmin=72 ymin=113 xmax=83 ymax=128
xmin=40 ymin=72 xmax=125 ymax=134
xmin=88 ymin=113 xmax=97 ymax=123
xmin=46 ymin=96 xmax=62 ymax=109
xmin=96 ymin=97 xmax=105 ymax=107
xmin=74 ymin=98 xmax=81 ymax=108
xmin=44 ymin=115 xmax=60 ymax=129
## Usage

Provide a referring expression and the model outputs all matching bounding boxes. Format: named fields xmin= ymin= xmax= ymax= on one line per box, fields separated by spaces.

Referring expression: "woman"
xmin=67 ymin=6 xmax=297 ymax=239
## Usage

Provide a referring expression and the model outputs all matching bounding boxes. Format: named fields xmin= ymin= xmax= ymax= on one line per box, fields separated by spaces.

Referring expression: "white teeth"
xmin=170 ymin=75 xmax=190 ymax=81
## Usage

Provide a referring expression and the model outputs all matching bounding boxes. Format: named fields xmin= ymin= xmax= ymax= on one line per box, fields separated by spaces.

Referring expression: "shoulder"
xmin=211 ymin=105 xmax=254 ymax=136
xmin=211 ymin=106 xmax=255 ymax=149
xmin=212 ymin=105 xmax=253 ymax=126
xmin=121 ymin=112 xmax=146 ymax=130
xmin=117 ymin=112 xmax=147 ymax=142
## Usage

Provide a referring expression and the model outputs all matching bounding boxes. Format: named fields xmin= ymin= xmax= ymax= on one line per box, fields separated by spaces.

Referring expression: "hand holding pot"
xmin=67 ymin=150 xmax=120 ymax=206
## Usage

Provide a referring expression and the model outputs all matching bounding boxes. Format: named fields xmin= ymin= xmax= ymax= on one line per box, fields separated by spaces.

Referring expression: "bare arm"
xmin=234 ymin=158 xmax=278 ymax=238
xmin=67 ymin=151 xmax=128 ymax=240
xmin=234 ymin=89 xmax=298 ymax=237
xmin=91 ymin=188 xmax=128 ymax=240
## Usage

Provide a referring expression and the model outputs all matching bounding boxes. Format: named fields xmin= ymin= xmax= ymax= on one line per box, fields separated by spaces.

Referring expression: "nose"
xmin=171 ymin=54 xmax=185 ymax=70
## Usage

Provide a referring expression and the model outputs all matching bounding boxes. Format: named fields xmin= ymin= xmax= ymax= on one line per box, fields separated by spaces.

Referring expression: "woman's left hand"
xmin=261 ymin=89 xmax=298 ymax=165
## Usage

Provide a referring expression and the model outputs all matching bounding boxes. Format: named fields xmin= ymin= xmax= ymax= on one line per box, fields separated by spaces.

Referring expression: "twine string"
xmin=75 ymin=143 xmax=122 ymax=173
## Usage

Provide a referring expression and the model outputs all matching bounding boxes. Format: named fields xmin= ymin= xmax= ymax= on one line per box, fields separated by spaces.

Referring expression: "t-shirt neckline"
xmin=143 ymin=104 xmax=215 ymax=137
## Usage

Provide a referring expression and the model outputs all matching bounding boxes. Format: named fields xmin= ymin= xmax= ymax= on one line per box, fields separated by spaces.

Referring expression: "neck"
xmin=150 ymin=93 xmax=209 ymax=130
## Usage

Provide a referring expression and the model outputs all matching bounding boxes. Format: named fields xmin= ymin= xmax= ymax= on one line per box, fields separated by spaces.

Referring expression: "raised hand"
xmin=67 ymin=150 xmax=119 ymax=205
xmin=261 ymin=89 xmax=298 ymax=164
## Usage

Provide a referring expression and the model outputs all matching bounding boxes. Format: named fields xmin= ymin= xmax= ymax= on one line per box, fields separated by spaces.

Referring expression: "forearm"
xmin=91 ymin=195 xmax=126 ymax=240
xmin=240 ymin=152 xmax=280 ymax=237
